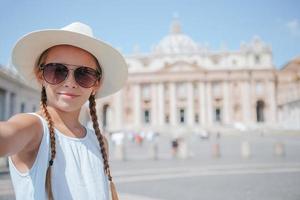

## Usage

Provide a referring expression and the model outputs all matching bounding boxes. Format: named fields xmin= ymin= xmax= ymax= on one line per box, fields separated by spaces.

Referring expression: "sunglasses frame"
xmin=40 ymin=63 xmax=102 ymax=88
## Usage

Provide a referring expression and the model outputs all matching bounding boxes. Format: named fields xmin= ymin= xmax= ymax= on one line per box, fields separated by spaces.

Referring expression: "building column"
xmin=157 ymin=83 xmax=165 ymax=126
xmin=114 ymin=90 xmax=123 ymax=130
xmin=198 ymin=82 xmax=206 ymax=126
xmin=223 ymin=81 xmax=231 ymax=124
xmin=169 ymin=82 xmax=177 ymax=125
xmin=206 ymin=82 xmax=213 ymax=126
xmin=151 ymin=83 xmax=158 ymax=126
xmin=4 ymin=90 xmax=10 ymax=120
xmin=267 ymin=80 xmax=277 ymax=123
xmin=298 ymin=105 xmax=300 ymax=129
xmin=187 ymin=82 xmax=194 ymax=126
xmin=98 ymin=102 xmax=104 ymax=126
xmin=133 ymin=84 xmax=141 ymax=128
xmin=242 ymin=81 xmax=251 ymax=123
xmin=102 ymin=102 xmax=113 ymax=131
xmin=250 ymin=79 xmax=256 ymax=123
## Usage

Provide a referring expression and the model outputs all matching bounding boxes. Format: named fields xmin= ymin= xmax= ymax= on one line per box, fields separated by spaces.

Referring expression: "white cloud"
xmin=286 ymin=19 xmax=300 ymax=36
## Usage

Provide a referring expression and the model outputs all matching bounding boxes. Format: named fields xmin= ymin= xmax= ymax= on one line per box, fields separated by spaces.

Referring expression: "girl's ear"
xmin=93 ymin=80 xmax=102 ymax=93
xmin=92 ymin=88 xmax=97 ymax=96
xmin=37 ymin=77 xmax=44 ymax=85
xmin=35 ymin=71 xmax=44 ymax=85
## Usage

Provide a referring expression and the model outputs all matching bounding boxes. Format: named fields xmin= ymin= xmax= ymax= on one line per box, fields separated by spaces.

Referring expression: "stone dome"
xmin=153 ymin=20 xmax=200 ymax=55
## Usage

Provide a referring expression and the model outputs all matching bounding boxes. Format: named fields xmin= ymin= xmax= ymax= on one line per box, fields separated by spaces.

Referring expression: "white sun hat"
xmin=11 ymin=22 xmax=128 ymax=98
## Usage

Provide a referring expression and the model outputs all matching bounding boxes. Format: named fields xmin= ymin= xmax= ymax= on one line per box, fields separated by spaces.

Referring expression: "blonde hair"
xmin=36 ymin=46 xmax=117 ymax=200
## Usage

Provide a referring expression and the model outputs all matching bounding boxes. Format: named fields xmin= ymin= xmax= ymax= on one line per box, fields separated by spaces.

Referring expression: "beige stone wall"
xmin=277 ymin=57 xmax=300 ymax=130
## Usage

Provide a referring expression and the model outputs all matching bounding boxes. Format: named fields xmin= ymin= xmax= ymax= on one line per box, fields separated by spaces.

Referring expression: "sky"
xmin=0 ymin=0 xmax=299 ymax=69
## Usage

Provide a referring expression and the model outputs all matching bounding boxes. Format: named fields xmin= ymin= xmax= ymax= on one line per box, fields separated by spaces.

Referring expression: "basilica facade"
xmin=81 ymin=20 xmax=278 ymax=133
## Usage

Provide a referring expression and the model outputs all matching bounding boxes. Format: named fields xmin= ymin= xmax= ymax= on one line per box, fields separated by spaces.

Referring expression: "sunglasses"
xmin=40 ymin=63 xmax=101 ymax=88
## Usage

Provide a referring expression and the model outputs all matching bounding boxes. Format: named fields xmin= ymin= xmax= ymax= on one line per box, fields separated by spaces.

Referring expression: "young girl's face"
xmin=40 ymin=45 xmax=101 ymax=112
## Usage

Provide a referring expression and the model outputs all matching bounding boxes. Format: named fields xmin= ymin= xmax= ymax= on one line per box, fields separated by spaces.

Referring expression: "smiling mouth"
xmin=58 ymin=93 xmax=80 ymax=97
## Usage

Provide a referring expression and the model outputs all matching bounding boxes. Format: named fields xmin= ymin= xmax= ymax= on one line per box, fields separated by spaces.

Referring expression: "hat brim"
xmin=11 ymin=29 xmax=128 ymax=98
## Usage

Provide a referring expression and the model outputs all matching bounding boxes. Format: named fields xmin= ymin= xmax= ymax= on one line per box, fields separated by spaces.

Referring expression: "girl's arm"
xmin=0 ymin=114 xmax=42 ymax=157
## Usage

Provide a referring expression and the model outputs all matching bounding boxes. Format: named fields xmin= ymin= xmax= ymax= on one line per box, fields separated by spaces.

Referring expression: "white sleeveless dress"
xmin=8 ymin=113 xmax=109 ymax=200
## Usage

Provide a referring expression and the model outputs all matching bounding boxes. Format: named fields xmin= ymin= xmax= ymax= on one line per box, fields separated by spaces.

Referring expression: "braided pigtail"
xmin=89 ymin=94 xmax=119 ymax=200
xmin=41 ymin=86 xmax=56 ymax=200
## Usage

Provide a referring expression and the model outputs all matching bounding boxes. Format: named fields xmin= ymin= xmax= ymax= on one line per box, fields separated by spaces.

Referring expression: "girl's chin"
xmin=46 ymin=99 xmax=85 ymax=112
xmin=56 ymin=107 xmax=81 ymax=113
xmin=54 ymin=103 xmax=82 ymax=113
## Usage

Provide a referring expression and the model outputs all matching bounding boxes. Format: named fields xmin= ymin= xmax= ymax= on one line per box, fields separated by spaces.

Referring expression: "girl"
xmin=0 ymin=22 xmax=127 ymax=200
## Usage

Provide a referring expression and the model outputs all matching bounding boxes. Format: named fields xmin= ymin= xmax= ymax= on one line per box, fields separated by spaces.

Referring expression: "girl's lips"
xmin=58 ymin=93 xmax=80 ymax=97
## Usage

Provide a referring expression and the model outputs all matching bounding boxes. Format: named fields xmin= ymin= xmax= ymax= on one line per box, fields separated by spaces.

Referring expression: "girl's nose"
xmin=63 ymin=71 xmax=78 ymax=88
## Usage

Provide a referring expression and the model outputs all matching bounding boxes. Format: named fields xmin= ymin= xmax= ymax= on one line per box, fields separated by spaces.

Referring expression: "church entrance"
xmin=256 ymin=100 xmax=265 ymax=122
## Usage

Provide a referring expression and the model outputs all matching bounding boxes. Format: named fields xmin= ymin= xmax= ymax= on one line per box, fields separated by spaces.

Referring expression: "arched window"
xmin=165 ymin=114 xmax=169 ymax=124
xmin=0 ymin=88 xmax=5 ymax=120
xmin=256 ymin=100 xmax=265 ymax=122
xmin=255 ymin=55 xmax=261 ymax=64
xmin=179 ymin=108 xmax=185 ymax=123
xmin=215 ymin=107 xmax=222 ymax=123
xmin=20 ymin=102 xmax=26 ymax=113
xmin=195 ymin=113 xmax=199 ymax=123
xmin=144 ymin=109 xmax=151 ymax=124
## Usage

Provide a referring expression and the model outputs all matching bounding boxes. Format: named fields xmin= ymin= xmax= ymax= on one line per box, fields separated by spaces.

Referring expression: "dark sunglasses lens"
xmin=43 ymin=64 xmax=68 ymax=84
xmin=74 ymin=67 xmax=98 ymax=88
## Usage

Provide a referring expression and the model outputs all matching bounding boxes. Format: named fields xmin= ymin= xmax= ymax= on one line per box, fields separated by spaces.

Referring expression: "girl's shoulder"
xmin=7 ymin=112 xmax=45 ymax=173
xmin=7 ymin=112 xmax=44 ymax=133
xmin=2 ymin=112 xmax=44 ymax=157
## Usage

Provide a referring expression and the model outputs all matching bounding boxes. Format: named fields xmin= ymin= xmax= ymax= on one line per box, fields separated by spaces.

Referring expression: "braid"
xmin=89 ymin=93 xmax=119 ymax=200
xmin=41 ymin=86 xmax=56 ymax=200
xmin=88 ymin=94 xmax=112 ymax=181
xmin=89 ymin=94 xmax=119 ymax=200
